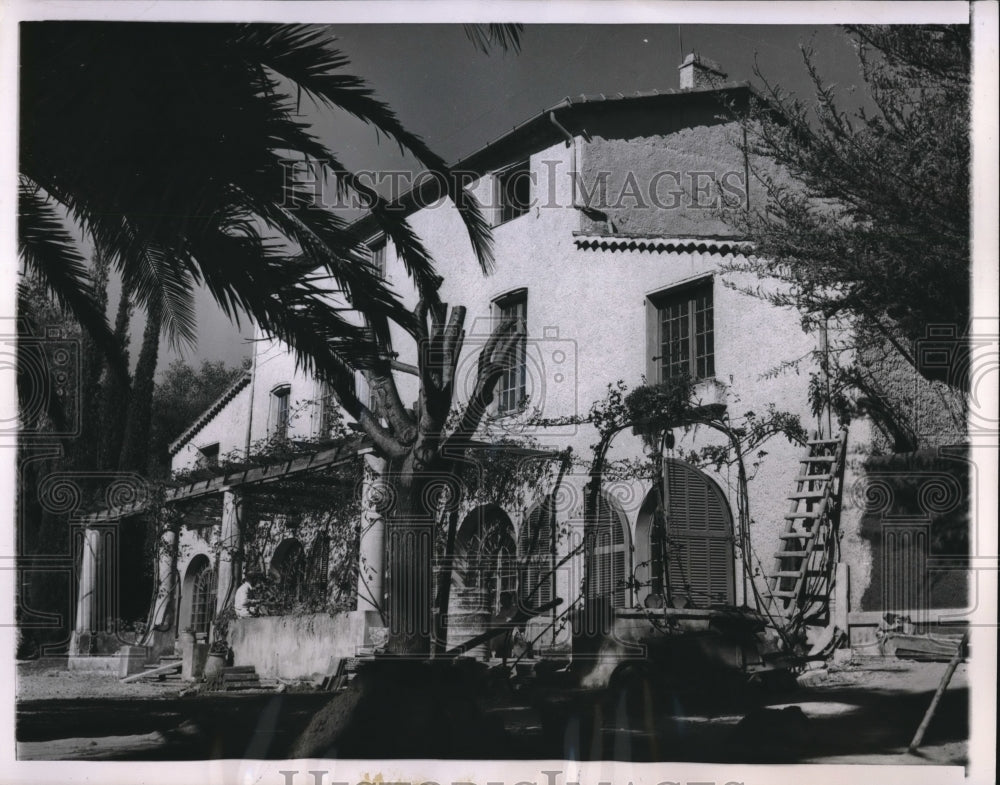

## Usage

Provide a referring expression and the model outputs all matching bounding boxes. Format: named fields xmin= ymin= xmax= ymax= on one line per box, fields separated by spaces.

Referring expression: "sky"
xmin=160 ymin=23 xmax=869 ymax=372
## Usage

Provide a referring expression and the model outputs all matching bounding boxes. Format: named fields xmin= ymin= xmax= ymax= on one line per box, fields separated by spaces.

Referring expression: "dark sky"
xmin=169 ymin=23 xmax=868 ymax=370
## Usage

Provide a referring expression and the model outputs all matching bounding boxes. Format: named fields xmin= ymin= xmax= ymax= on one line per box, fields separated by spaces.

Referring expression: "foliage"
xmin=19 ymin=22 xmax=494 ymax=394
xmin=726 ymin=25 xmax=971 ymax=399
xmin=624 ymin=375 xmax=695 ymax=434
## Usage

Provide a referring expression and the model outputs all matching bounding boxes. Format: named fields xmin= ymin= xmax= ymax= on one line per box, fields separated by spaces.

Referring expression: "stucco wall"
xmin=211 ymin=131 xmax=827 ymax=612
xmin=171 ymin=383 xmax=252 ymax=474
xmin=228 ymin=611 xmax=367 ymax=681
xmin=166 ymin=101 xmax=957 ymax=641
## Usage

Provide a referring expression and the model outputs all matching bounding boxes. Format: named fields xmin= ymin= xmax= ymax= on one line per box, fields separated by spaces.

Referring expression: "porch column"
xmin=216 ymin=489 xmax=243 ymax=615
xmin=150 ymin=524 xmax=179 ymax=628
xmin=70 ymin=526 xmax=100 ymax=653
xmin=356 ymin=452 xmax=386 ymax=615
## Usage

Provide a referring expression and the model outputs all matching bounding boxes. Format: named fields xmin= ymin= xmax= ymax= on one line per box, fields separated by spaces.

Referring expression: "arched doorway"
xmin=585 ymin=493 xmax=632 ymax=609
xmin=636 ymin=459 xmax=735 ymax=608
xmin=181 ymin=554 xmax=217 ymax=635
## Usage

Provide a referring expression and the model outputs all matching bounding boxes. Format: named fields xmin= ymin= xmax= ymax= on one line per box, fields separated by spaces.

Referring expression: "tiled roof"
xmin=573 ymin=234 xmax=751 ymax=256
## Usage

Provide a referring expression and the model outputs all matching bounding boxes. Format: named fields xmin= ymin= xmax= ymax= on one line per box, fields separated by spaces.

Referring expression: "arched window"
xmin=190 ymin=559 xmax=217 ymax=634
xmin=585 ymin=494 xmax=632 ymax=609
xmin=519 ymin=499 xmax=556 ymax=608
xmin=456 ymin=506 xmax=515 ymax=614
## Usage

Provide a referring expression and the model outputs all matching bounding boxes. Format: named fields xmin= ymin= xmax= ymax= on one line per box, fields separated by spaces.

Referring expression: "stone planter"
xmin=204 ymin=651 xmax=226 ymax=680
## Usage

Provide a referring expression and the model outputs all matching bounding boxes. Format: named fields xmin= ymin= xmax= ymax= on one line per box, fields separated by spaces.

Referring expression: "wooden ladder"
xmin=766 ymin=428 xmax=848 ymax=633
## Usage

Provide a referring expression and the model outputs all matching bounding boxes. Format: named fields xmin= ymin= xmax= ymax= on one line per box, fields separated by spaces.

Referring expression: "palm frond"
xmin=235 ymin=24 xmax=495 ymax=273
xmin=17 ymin=178 xmax=126 ymax=380
xmin=463 ymin=24 xmax=523 ymax=55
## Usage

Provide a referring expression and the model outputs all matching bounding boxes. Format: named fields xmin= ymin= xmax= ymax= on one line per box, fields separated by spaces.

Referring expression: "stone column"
xmin=216 ymin=489 xmax=243 ymax=615
xmin=150 ymin=525 xmax=179 ymax=628
xmin=70 ymin=526 xmax=100 ymax=654
xmin=356 ymin=452 xmax=386 ymax=615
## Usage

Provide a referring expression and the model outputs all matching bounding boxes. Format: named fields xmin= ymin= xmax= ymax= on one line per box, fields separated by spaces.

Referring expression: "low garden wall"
xmin=229 ymin=611 xmax=368 ymax=682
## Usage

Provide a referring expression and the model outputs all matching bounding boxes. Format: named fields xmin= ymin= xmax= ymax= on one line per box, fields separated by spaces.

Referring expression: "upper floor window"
xmin=368 ymin=237 xmax=387 ymax=279
xmin=494 ymin=289 xmax=527 ymax=415
xmin=270 ymin=384 xmax=291 ymax=439
xmin=196 ymin=442 xmax=220 ymax=469
xmin=648 ymin=279 xmax=714 ymax=382
xmin=495 ymin=160 xmax=531 ymax=225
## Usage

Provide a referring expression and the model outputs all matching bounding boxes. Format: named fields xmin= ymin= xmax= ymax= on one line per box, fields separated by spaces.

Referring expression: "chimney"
xmin=678 ymin=52 xmax=727 ymax=90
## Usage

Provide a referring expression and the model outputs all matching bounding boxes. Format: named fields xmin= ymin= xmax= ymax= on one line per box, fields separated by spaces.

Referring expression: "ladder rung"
xmin=796 ymin=474 xmax=832 ymax=482
xmin=788 ymin=491 xmax=826 ymax=500
xmin=772 ymin=590 xmax=798 ymax=599
xmin=775 ymin=550 xmax=809 ymax=558
xmin=773 ymin=570 xmax=803 ymax=579
xmin=779 ymin=530 xmax=814 ymax=539
xmin=785 ymin=510 xmax=823 ymax=519
xmin=802 ymin=455 xmax=837 ymax=463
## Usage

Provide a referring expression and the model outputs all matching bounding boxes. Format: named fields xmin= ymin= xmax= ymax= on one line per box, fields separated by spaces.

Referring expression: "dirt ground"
xmin=15 ymin=655 xmax=969 ymax=766
xmin=16 ymin=657 xmax=185 ymax=701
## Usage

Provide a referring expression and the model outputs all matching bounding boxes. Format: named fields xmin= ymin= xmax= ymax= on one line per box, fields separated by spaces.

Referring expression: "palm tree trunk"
xmin=76 ymin=244 xmax=111 ymax=469
xmin=119 ymin=298 xmax=162 ymax=473
xmin=99 ymin=281 xmax=133 ymax=469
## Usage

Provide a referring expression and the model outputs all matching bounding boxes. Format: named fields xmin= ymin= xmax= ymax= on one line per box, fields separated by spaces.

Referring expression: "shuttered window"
xmin=307 ymin=535 xmax=330 ymax=597
xmin=661 ymin=460 xmax=735 ymax=608
xmin=519 ymin=503 xmax=553 ymax=608
xmin=586 ymin=496 xmax=631 ymax=609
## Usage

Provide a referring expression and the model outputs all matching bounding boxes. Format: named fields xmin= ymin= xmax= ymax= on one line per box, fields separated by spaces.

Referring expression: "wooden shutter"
xmin=585 ymin=496 xmax=630 ymax=609
xmin=663 ymin=460 xmax=734 ymax=607
xmin=519 ymin=507 xmax=553 ymax=606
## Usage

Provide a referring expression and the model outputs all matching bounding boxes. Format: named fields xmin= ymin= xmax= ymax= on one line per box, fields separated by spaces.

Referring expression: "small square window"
xmin=197 ymin=443 xmax=220 ymax=469
xmin=495 ymin=160 xmax=531 ymax=225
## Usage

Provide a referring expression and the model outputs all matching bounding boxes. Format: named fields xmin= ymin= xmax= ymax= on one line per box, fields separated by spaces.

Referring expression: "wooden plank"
xmin=779 ymin=530 xmax=814 ymax=539
xmin=121 ymin=661 xmax=181 ymax=683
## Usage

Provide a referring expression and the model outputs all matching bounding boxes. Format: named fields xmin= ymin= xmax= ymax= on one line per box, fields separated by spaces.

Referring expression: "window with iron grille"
xmin=586 ymin=495 xmax=631 ymax=609
xmin=494 ymin=290 xmax=527 ymax=415
xmin=191 ymin=565 xmax=217 ymax=634
xmin=650 ymin=280 xmax=714 ymax=381
xmin=270 ymin=385 xmax=291 ymax=439
xmin=495 ymin=160 xmax=531 ymax=225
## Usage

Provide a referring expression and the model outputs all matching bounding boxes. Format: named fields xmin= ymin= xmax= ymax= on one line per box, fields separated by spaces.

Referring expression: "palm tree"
xmin=18 ymin=22 xmax=496 ymax=384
